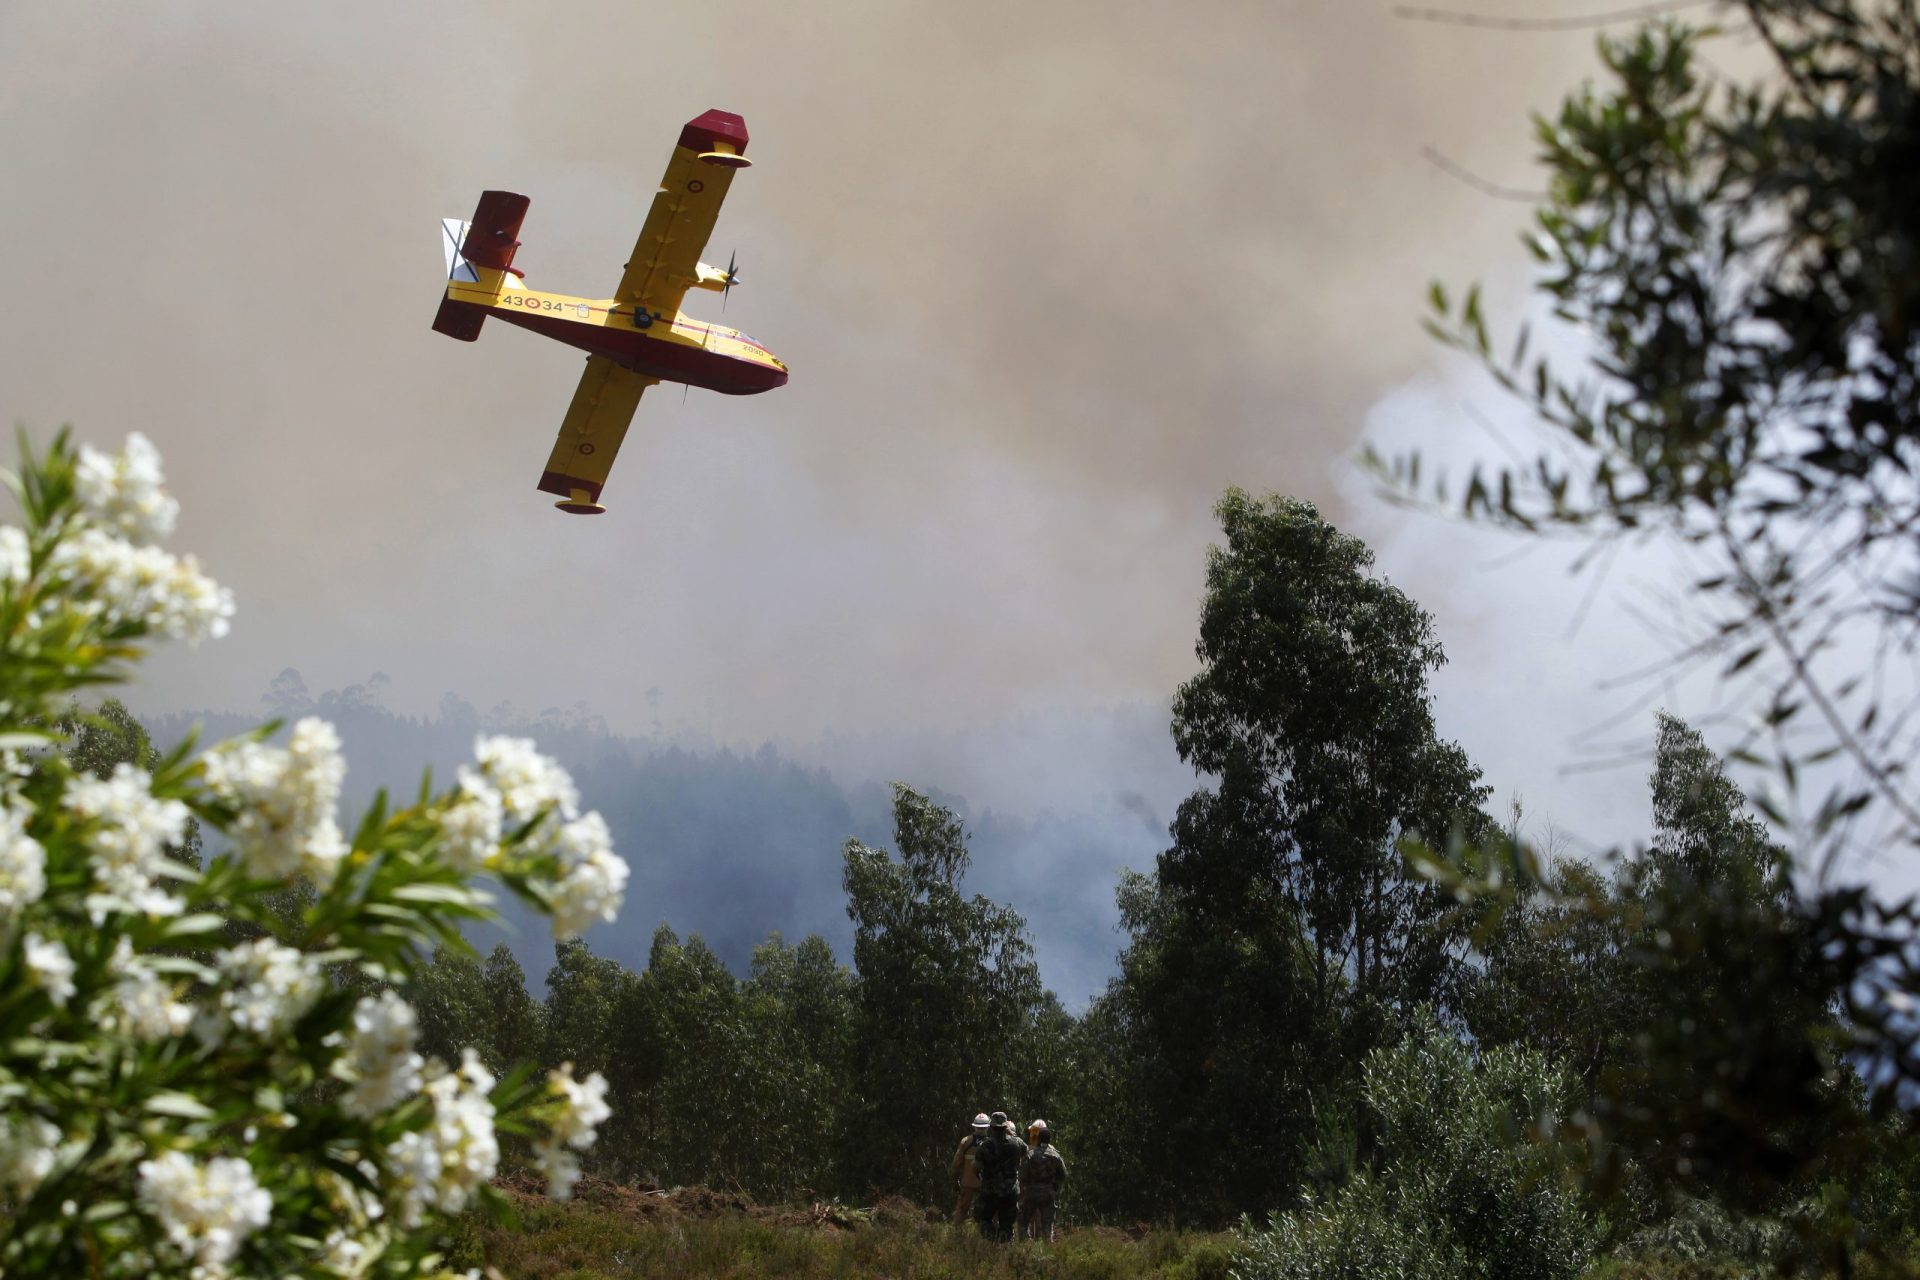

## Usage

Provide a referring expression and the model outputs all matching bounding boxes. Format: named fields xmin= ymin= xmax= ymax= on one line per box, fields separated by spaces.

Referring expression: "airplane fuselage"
xmin=442 ymin=275 xmax=788 ymax=395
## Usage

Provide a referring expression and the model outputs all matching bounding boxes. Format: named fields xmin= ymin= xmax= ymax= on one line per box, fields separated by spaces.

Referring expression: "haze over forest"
xmin=147 ymin=678 xmax=1196 ymax=1006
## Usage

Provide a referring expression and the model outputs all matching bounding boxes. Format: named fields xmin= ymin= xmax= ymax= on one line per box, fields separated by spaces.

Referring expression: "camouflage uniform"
xmin=970 ymin=1124 xmax=1027 ymax=1241
xmin=1017 ymin=1141 xmax=1067 ymax=1242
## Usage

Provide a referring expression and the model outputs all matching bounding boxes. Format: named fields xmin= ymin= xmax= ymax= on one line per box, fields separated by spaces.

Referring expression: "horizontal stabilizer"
xmin=432 ymin=296 xmax=485 ymax=341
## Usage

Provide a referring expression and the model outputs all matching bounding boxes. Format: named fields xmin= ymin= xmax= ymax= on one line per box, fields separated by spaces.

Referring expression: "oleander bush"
xmin=0 ymin=430 xmax=628 ymax=1278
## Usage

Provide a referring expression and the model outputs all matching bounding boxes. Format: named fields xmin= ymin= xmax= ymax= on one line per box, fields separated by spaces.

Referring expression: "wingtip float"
xmin=433 ymin=109 xmax=787 ymax=516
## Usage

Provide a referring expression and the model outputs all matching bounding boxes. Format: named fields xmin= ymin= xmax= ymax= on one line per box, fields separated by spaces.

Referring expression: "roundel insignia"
xmin=687 ymin=179 xmax=705 ymax=193
xmin=578 ymin=443 xmax=596 ymax=455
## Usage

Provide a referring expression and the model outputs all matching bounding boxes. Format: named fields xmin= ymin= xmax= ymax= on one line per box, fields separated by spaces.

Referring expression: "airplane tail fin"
xmin=441 ymin=217 xmax=476 ymax=281
xmin=432 ymin=191 xmax=530 ymax=342
xmin=433 ymin=218 xmax=486 ymax=340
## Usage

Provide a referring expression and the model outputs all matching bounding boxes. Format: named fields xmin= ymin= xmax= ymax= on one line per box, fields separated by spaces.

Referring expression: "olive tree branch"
xmin=1719 ymin=514 xmax=1920 ymax=851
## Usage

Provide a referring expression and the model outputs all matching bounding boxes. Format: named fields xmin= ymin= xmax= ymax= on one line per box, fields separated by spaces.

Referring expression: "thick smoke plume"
xmin=0 ymin=1 xmax=1607 ymax=740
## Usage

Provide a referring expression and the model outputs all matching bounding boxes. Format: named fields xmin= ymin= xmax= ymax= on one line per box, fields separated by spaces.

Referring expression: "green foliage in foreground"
xmin=463 ymin=1193 xmax=1240 ymax=1280
xmin=1373 ymin=0 xmax=1920 ymax=1268
xmin=0 ymin=431 xmax=627 ymax=1278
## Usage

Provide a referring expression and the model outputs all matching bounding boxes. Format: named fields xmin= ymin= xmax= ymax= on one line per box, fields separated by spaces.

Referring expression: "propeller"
xmin=722 ymin=249 xmax=740 ymax=310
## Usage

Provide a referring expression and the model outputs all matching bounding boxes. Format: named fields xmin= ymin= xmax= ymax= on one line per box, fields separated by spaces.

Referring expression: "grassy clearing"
xmin=452 ymin=1181 xmax=1920 ymax=1280
xmin=459 ymin=1185 xmax=1240 ymax=1280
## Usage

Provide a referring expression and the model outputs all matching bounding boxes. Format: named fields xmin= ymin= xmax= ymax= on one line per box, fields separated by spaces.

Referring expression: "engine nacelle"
xmin=691 ymin=261 xmax=738 ymax=293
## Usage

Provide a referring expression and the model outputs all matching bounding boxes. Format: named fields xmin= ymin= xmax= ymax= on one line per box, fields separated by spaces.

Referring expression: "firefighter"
xmin=1017 ymin=1119 xmax=1066 ymax=1242
xmin=971 ymin=1110 xmax=1027 ymax=1241
xmin=950 ymin=1112 xmax=989 ymax=1225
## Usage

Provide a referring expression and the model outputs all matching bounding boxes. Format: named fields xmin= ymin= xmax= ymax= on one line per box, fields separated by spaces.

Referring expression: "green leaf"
xmin=162 ymin=913 xmax=225 ymax=939
xmin=0 ymin=732 xmax=54 ymax=751
xmin=153 ymin=857 xmax=203 ymax=884
xmin=143 ymin=955 xmax=217 ymax=981
xmin=391 ymin=883 xmax=494 ymax=908
xmin=144 ymin=1091 xmax=216 ymax=1120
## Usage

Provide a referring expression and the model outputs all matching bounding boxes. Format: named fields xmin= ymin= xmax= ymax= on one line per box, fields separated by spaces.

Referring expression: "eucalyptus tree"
xmin=840 ymin=784 xmax=1048 ymax=1201
xmin=1164 ymin=490 xmax=1493 ymax=1035
xmin=1077 ymin=492 xmax=1492 ymax=1223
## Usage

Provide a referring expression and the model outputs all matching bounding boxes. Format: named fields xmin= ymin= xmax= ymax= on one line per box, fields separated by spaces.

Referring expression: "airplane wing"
xmin=536 ymin=354 xmax=660 ymax=513
xmin=613 ymin=110 xmax=751 ymax=323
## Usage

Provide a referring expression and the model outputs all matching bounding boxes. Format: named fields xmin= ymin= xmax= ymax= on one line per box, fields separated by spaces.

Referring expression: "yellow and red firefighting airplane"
xmin=433 ymin=109 xmax=788 ymax=515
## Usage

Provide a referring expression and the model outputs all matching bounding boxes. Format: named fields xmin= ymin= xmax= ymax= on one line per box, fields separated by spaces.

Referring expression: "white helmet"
xmin=971 ymin=1112 xmax=990 ymax=1128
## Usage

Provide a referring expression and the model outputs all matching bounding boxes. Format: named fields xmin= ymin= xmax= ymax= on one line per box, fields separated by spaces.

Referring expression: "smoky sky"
xmin=0 ymin=0 xmax=1624 ymax=744
xmin=15 ymin=3 xmax=1885 ymax=1004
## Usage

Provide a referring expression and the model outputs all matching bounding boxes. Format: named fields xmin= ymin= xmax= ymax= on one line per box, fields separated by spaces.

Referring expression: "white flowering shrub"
xmin=0 ymin=432 xmax=626 ymax=1277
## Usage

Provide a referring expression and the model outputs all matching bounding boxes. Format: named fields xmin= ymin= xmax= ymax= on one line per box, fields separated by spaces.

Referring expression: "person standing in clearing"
xmin=1017 ymin=1119 xmax=1066 ymax=1242
xmin=950 ymin=1112 xmax=989 ymax=1225
xmin=971 ymin=1110 xmax=1027 ymax=1242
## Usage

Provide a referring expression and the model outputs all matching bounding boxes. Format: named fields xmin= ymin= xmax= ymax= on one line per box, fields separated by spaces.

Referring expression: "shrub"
xmin=0 ymin=431 xmax=629 ymax=1277
xmin=1235 ymin=1017 xmax=1599 ymax=1280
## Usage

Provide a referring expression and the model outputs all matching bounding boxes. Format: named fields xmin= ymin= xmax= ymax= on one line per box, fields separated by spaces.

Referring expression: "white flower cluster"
xmin=48 ymin=527 xmax=234 ymax=645
xmin=0 ymin=1112 xmax=59 ymax=1199
xmin=0 ymin=796 xmax=46 ymax=920
xmin=196 ymin=937 xmax=322 ymax=1046
xmin=317 ymin=1226 xmax=381 ymax=1279
xmin=104 ymin=938 xmax=192 ymax=1042
xmin=202 ymin=717 xmax=348 ymax=885
xmin=334 ymin=991 xmax=424 ymax=1119
xmin=17 ymin=435 xmax=235 ymax=644
xmin=75 ymin=432 xmax=179 ymax=547
xmin=23 ymin=931 xmax=75 ymax=1007
xmin=548 ymin=812 xmax=629 ymax=941
xmin=135 ymin=1150 xmax=272 ymax=1277
xmin=312 ymin=1165 xmax=388 ymax=1278
xmin=385 ymin=1049 xmax=498 ymax=1227
xmin=471 ymin=735 xmax=579 ymax=830
xmin=436 ymin=771 xmax=503 ymax=874
xmin=532 ymin=1062 xmax=612 ymax=1200
xmin=462 ymin=736 xmax=627 ymax=939
xmin=0 ymin=525 xmax=28 ymax=588
xmin=64 ymin=762 xmax=190 ymax=920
